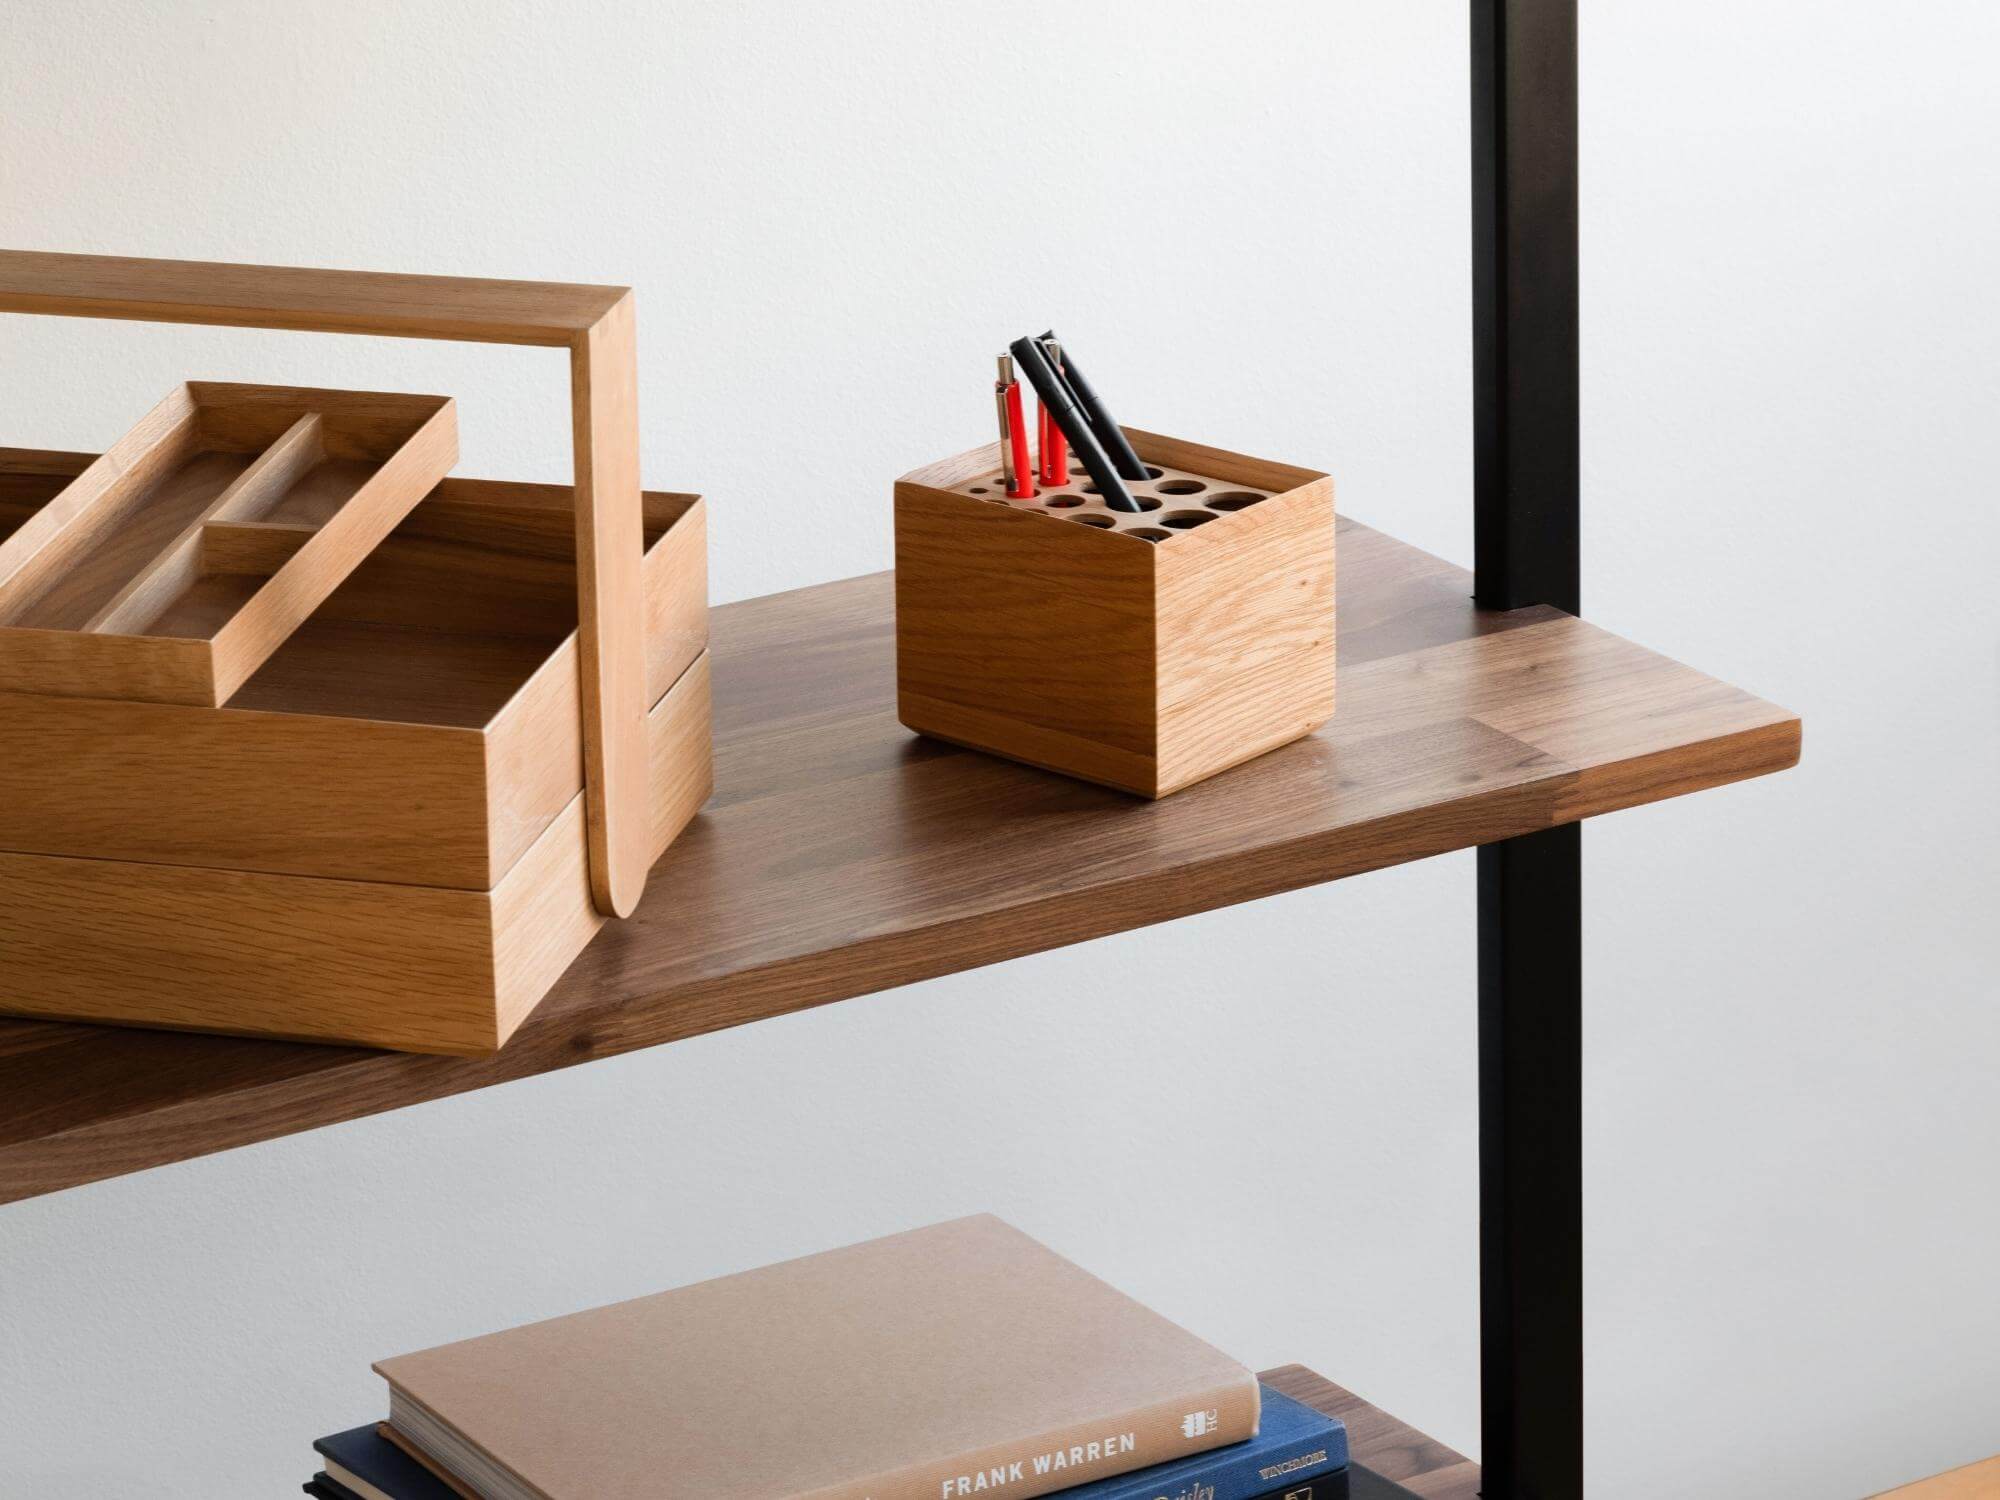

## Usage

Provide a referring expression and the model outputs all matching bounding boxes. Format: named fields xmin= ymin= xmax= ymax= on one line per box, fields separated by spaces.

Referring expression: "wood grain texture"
xmin=896 ymin=482 xmax=1160 ymax=786
xmin=0 ymin=387 xmax=201 ymax=618
xmin=83 ymin=413 xmax=324 ymax=634
xmin=1261 ymin=1366 xmax=1478 ymax=1500
xmin=205 ymin=392 xmax=456 ymax=702
xmin=493 ymin=651 xmax=714 ymax=1041
xmin=2 ymin=251 xmax=667 ymax=931
xmin=483 ymin=490 xmax=708 ymax=881
xmin=896 ymin=435 xmax=1334 ymax=796
xmin=0 ymin=651 xmax=709 ymax=1056
xmin=569 ymin=291 xmax=650 ymax=917
xmin=1154 ymin=467 xmax=1335 ymax=794
xmin=0 ymin=684 xmax=491 ymax=886
xmin=1873 ymin=1455 xmax=2000 ymax=1498
xmin=0 ymin=516 xmax=1798 ymax=1203
xmin=0 ymin=249 xmax=626 ymax=346
xmin=0 ymin=468 xmax=705 ymax=890
xmin=0 ymin=850 xmax=506 ymax=1055
xmin=0 ymin=384 xmax=455 ymax=705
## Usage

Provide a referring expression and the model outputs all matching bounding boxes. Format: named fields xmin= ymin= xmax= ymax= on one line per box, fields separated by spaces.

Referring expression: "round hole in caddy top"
xmin=1042 ymin=494 xmax=1084 ymax=508
xmin=1080 ymin=486 xmax=1160 ymax=511
xmin=969 ymin=485 xmax=988 ymax=494
xmin=1155 ymin=478 xmax=1207 ymax=495
xmin=1159 ymin=510 xmax=1216 ymax=530
xmin=1125 ymin=527 xmax=1175 ymax=543
xmin=1068 ymin=514 xmax=1117 ymax=528
xmin=1205 ymin=491 xmax=1265 ymax=511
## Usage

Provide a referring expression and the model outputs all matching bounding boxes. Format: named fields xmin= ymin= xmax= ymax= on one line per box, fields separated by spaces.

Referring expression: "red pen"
xmin=998 ymin=354 xmax=1035 ymax=498
xmin=995 ymin=374 xmax=1018 ymax=497
xmin=1038 ymin=339 xmax=1069 ymax=486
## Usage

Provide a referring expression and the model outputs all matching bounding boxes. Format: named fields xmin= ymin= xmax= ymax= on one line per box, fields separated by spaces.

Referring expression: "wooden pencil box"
xmin=895 ymin=430 xmax=1334 ymax=797
xmin=0 ymin=253 xmax=708 ymax=1055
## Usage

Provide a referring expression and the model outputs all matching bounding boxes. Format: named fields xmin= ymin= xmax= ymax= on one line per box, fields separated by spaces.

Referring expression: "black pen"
xmin=1038 ymin=330 xmax=1147 ymax=482
xmin=1008 ymin=335 xmax=1141 ymax=512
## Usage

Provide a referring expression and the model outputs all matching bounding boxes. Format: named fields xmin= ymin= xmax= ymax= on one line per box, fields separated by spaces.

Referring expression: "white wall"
xmin=2 ymin=3 xmax=1995 ymax=1496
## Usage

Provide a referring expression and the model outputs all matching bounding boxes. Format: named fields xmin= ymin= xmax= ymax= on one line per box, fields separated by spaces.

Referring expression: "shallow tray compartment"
xmin=0 ymin=382 xmax=456 ymax=705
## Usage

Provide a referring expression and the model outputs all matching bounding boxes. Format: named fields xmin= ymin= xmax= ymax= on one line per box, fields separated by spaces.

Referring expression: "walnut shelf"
xmin=0 ymin=514 xmax=1799 ymax=1203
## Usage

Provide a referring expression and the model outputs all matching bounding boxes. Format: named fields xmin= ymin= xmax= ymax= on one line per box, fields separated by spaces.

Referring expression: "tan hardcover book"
xmin=373 ymin=1214 xmax=1259 ymax=1500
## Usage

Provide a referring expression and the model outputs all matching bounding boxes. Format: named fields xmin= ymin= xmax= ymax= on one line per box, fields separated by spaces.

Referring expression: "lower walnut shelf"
xmin=0 ymin=515 xmax=1799 ymax=1203
xmin=1266 ymin=1366 xmax=1477 ymax=1500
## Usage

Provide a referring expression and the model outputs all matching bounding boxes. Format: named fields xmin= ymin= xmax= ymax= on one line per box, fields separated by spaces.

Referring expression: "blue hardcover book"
xmin=310 ymin=1425 xmax=458 ymax=1500
xmin=1051 ymin=1385 xmax=1347 ymax=1500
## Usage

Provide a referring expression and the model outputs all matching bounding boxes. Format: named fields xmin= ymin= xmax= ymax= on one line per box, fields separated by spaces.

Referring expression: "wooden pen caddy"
xmin=0 ymin=253 xmax=710 ymax=1055
xmin=895 ymin=429 xmax=1335 ymax=797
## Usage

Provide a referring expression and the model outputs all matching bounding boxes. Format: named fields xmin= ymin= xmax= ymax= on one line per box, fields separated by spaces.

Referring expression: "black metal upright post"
xmin=1471 ymin=3 xmax=1583 ymax=1498
xmin=1476 ymin=822 xmax=1582 ymax=1499
xmin=1472 ymin=0 xmax=1579 ymax=617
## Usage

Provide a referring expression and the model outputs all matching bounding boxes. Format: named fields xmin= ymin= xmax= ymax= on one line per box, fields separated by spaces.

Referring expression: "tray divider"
xmin=84 ymin=414 xmax=324 ymax=635
xmin=206 ymin=398 xmax=456 ymax=702
xmin=198 ymin=519 xmax=316 ymax=575
xmin=205 ymin=413 xmax=325 ymax=523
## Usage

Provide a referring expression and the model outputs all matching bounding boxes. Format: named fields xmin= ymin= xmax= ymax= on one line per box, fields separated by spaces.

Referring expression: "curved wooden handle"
xmin=0 ymin=249 xmax=652 ymax=917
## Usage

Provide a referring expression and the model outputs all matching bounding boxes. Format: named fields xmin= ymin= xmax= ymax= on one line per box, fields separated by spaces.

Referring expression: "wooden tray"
xmin=0 ymin=382 xmax=455 ymax=706
xmin=0 ymin=448 xmax=710 ymax=1054
xmin=0 ymin=251 xmax=710 ymax=1053
xmin=0 ymin=249 xmax=660 ymax=917
xmin=895 ymin=428 xmax=1335 ymax=797
xmin=0 ymin=451 xmax=703 ymax=889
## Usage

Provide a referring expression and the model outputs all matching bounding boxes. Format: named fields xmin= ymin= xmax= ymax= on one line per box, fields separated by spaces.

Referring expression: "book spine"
xmin=1089 ymin=1425 xmax=1346 ymax=1500
xmin=808 ymin=1374 xmax=1261 ymax=1500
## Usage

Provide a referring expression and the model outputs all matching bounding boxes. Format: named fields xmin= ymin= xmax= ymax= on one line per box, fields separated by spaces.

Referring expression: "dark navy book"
xmin=307 ymin=1425 xmax=457 ymax=1500
xmin=1043 ymin=1385 xmax=1346 ymax=1500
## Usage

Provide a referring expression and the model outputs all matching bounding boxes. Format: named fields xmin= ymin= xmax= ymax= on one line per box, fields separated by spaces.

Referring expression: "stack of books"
xmin=302 ymin=1216 xmax=1361 ymax=1500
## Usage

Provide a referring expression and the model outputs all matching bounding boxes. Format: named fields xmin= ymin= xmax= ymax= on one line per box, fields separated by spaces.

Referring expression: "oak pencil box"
xmin=895 ymin=430 xmax=1334 ymax=797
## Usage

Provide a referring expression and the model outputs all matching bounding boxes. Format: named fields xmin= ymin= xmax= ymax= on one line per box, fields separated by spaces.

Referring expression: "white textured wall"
xmin=3 ymin=4 xmax=1997 ymax=1496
